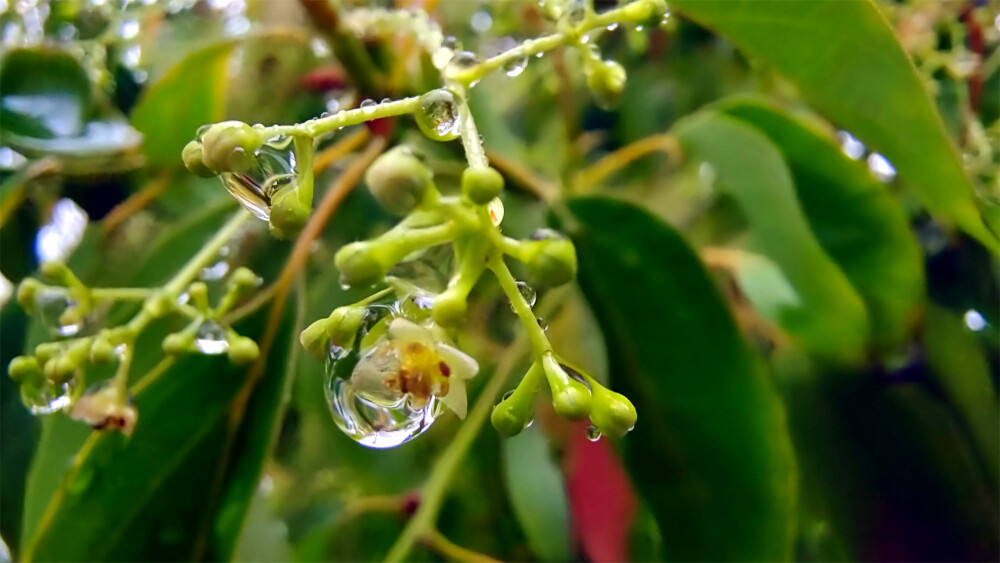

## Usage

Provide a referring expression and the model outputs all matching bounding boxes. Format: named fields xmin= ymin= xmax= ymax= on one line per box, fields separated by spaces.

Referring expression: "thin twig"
xmin=101 ymin=173 xmax=172 ymax=234
xmin=422 ymin=529 xmax=503 ymax=563
xmin=485 ymin=150 xmax=559 ymax=203
xmin=313 ymin=128 xmax=371 ymax=173
xmin=574 ymin=133 xmax=681 ymax=192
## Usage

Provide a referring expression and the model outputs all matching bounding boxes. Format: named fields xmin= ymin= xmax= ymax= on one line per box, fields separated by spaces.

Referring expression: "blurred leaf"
xmin=8 ymin=119 xmax=144 ymax=176
xmin=669 ymin=0 xmax=999 ymax=253
xmin=0 ymin=48 xmax=92 ymax=139
xmin=502 ymin=425 xmax=571 ymax=562
xmin=564 ymin=197 xmax=797 ymax=561
xmin=717 ymin=98 xmax=925 ymax=351
xmin=131 ymin=41 xmax=235 ymax=167
xmin=922 ymin=305 xmax=999 ymax=484
xmin=675 ymin=111 xmax=869 ymax=363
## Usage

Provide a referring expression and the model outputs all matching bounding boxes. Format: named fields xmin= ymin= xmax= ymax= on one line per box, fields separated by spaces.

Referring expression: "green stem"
xmin=489 ymin=256 xmax=551 ymax=359
xmin=164 ymin=211 xmax=252 ymax=297
xmin=90 ymin=287 xmax=154 ymax=301
xmin=259 ymin=97 xmax=421 ymax=140
xmin=447 ymin=0 xmax=659 ymax=87
xmin=456 ymin=96 xmax=488 ymax=169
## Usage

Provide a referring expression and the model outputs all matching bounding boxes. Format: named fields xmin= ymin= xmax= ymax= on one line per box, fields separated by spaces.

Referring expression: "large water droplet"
xmin=448 ymin=50 xmax=480 ymax=72
xmin=585 ymin=424 xmax=602 ymax=442
xmin=360 ymin=99 xmax=377 ymax=114
xmin=35 ymin=286 xmax=82 ymax=337
xmin=219 ymin=136 xmax=297 ymax=221
xmin=513 ymin=281 xmax=536 ymax=309
xmin=21 ymin=379 xmax=72 ymax=415
xmin=195 ymin=321 xmax=229 ymax=355
xmin=415 ymin=89 xmax=461 ymax=142
xmin=503 ymin=56 xmax=528 ymax=77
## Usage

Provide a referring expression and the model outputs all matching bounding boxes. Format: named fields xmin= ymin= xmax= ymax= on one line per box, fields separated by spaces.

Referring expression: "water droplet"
xmin=503 ymin=56 xmax=528 ymax=77
xmin=964 ymin=309 xmax=987 ymax=331
xmin=442 ymin=35 xmax=459 ymax=50
xmin=119 ymin=18 xmax=140 ymax=39
xmin=310 ymin=37 xmax=331 ymax=58
xmin=35 ymin=286 xmax=82 ymax=337
xmin=562 ymin=0 xmax=586 ymax=26
xmin=659 ymin=10 xmax=672 ymax=28
xmin=867 ymin=153 xmax=896 ymax=183
xmin=448 ymin=50 xmax=480 ymax=71
xmin=635 ymin=25 xmax=645 ymax=31
xmin=219 ymin=136 xmax=298 ymax=221
xmin=525 ymin=417 xmax=534 ymax=428
xmin=606 ymin=23 xmax=619 ymax=31
xmin=536 ymin=317 xmax=548 ymax=331
xmin=415 ymin=89 xmax=461 ymax=142
xmin=488 ymin=198 xmax=504 ymax=225
xmin=837 ymin=131 xmax=865 ymax=160
xmin=535 ymin=52 xmax=545 ymax=59
xmin=21 ymin=379 xmax=72 ymax=415
xmin=200 ymin=260 xmax=229 ymax=281
xmin=580 ymin=33 xmax=592 ymax=44
xmin=325 ymin=97 xmax=340 ymax=114
xmin=380 ymin=97 xmax=391 ymax=105
xmin=502 ymin=390 xmax=514 ymax=401
xmin=530 ymin=228 xmax=564 ymax=241
xmin=195 ymin=321 xmax=229 ymax=355
xmin=516 ymin=281 xmax=537 ymax=307
xmin=586 ymin=425 xmax=602 ymax=441
xmin=470 ymin=11 xmax=492 ymax=33
xmin=360 ymin=99 xmax=377 ymax=114
xmin=432 ymin=47 xmax=455 ymax=70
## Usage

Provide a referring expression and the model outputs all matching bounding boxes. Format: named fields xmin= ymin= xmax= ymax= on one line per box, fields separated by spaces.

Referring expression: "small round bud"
xmin=16 ymin=278 xmax=41 ymax=310
xmin=163 ymin=332 xmax=192 ymax=356
xmin=299 ymin=318 xmax=332 ymax=358
xmin=8 ymin=356 xmax=42 ymax=382
xmin=90 ymin=337 xmax=116 ymax=364
xmin=364 ymin=146 xmax=433 ymax=216
xmin=526 ymin=239 xmax=577 ymax=287
xmin=552 ymin=383 xmax=592 ymax=418
xmin=328 ymin=306 xmax=367 ymax=347
xmin=589 ymin=389 xmax=637 ymax=438
xmin=586 ymin=60 xmax=627 ymax=111
xmin=268 ymin=184 xmax=310 ymax=240
xmin=431 ymin=291 xmax=467 ymax=327
xmin=335 ymin=242 xmax=385 ymax=287
xmin=491 ymin=397 xmax=531 ymax=437
xmin=188 ymin=282 xmax=209 ymax=311
xmin=182 ymin=141 xmax=214 ymax=177
xmin=228 ymin=336 xmax=260 ymax=365
xmin=230 ymin=267 xmax=260 ymax=291
xmin=40 ymin=261 xmax=70 ymax=281
xmin=49 ymin=356 xmax=78 ymax=384
xmin=34 ymin=342 xmax=61 ymax=364
xmin=200 ymin=121 xmax=262 ymax=172
xmin=461 ymin=166 xmax=504 ymax=205
xmin=58 ymin=307 xmax=83 ymax=330
xmin=144 ymin=293 xmax=174 ymax=318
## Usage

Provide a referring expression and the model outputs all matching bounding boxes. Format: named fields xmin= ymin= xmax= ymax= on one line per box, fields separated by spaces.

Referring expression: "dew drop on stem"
xmin=195 ymin=320 xmax=229 ymax=355
xmin=415 ymin=89 xmax=461 ymax=142
xmin=503 ymin=56 xmax=528 ymax=77
xmin=35 ymin=286 xmax=83 ymax=337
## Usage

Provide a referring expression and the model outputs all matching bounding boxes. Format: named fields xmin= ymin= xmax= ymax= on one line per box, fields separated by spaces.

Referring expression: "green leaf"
xmin=716 ymin=98 xmax=925 ymax=351
xmin=565 ymin=196 xmax=797 ymax=561
xmin=0 ymin=48 xmax=92 ymax=139
xmin=131 ymin=41 xmax=235 ymax=167
xmin=674 ymin=111 xmax=869 ymax=363
xmin=668 ymin=0 xmax=998 ymax=253
xmin=502 ymin=425 xmax=571 ymax=562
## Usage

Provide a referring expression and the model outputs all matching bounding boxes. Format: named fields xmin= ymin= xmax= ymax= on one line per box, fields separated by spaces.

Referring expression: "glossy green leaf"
xmin=0 ymin=48 xmax=92 ymax=139
xmin=131 ymin=41 xmax=235 ymax=167
xmin=668 ymin=0 xmax=998 ymax=253
xmin=717 ymin=98 xmax=925 ymax=351
xmin=674 ymin=111 xmax=869 ymax=363
xmin=565 ymin=196 xmax=797 ymax=561
xmin=502 ymin=425 xmax=571 ymax=562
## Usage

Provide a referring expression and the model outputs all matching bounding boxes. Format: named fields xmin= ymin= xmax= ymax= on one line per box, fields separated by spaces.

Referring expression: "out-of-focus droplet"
xmin=35 ymin=286 xmax=82 ymax=337
xmin=964 ymin=309 xmax=987 ymax=331
xmin=585 ymin=424 xmax=602 ymax=442
xmin=867 ymin=153 xmax=896 ymax=183
xmin=503 ymin=56 xmax=528 ymax=77
xmin=310 ymin=37 xmax=331 ymax=58
xmin=449 ymin=50 xmax=480 ymax=72
xmin=119 ymin=18 xmax=140 ymax=39
xmin=195 ymin=320 xmax=229 ymax=355
xmin=21 ymin=380 xmax=72 ymax=415
xmin=607 ymin=23 xmax=619 ymax=31
xmin=837 ymin=130 xmax=865 ymax=160
xmin=360 ymin=98 xmax=377 ymax=114
xmin=562 ymin=0 xmax=586 ymax=26
xmin=219 ymin=136 xmax=298 ymax=221
xmin=415 ymin=89 xmax=461 ymax=141
xmin=470 ymin=11 xmax=492 ymax=33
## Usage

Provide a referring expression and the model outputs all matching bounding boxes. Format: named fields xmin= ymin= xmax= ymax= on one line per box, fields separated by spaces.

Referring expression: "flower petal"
xmin=388 ymin=317 xmax=434 ymax=346
xmin=437 ymin=344 xmax=479 ymax=380
xmin=442 ymin=377 xmax=468 ymax=419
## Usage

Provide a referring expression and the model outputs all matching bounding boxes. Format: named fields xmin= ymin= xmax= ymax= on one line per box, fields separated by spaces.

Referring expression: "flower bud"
xmin=143 ymin=293 xmax=174 ymax=318
xmin=328 ymin=306 xmax=367 ymax=347
xmin=300 ymin=318 xmax=331 ymax=358
xmin=491 ymin=395 xmax=532 ymax=437
xmin=589 ymin=389 xmax=637 ymax=438
xmin=90 ymin=337 xmax=117 ymax=364
xmin=227 ymin=336 xmax=260 ymax=365
xmin=230 ymin=267 xmax=260 ymax=291
xmin=34 ymin=342 xmax=61 ymax=364
xmin=182 ymin=141 xmax=215 ymax=177
xmin=8 ymin=356 xmax=41 ymax=382
xmin=39 ymin=260 xmax=71 ymax=281
xmin=543 ymin=357 xmax=592 ymax=418
xmin=48 ymin=355 xmax=78 ymax=384
xmin=335 ymin=242 xmax=385 ymax=287
xmin=364 ymin=146 xmax=433 ymax=216
xmin=461 ymin=166 xmax=504 ymax=205
xmin=431 ymin=291 xmax=467 ymax=327
xmin=525 ymin=239 xmax=577 ymax=287
xmin=267 ymin=183 xmax=310 ymax=240
xmin=163 ymin=332 xmax=193 ymax=356
xmin=16 ymin=278 xmax=41 ymax=310
xmin=200 ymin=121 xmax=262 ymax=172
xmin=586 ymin=59 xmax=627 ymax=111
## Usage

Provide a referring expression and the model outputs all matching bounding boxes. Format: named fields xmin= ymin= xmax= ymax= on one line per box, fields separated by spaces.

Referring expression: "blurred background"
xmin=1 ymin=0 xmax=998 ymax=561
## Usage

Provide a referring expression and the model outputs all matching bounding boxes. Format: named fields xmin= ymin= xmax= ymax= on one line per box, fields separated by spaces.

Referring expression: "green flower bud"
xmin=200 ymin=121 xmax=262 ymax=172
xmin=490 ymin=395 xmax=532 ymax=437
xmin=267 ymin=184 xmax=310 ymax=240
xmin=364 ymin=146 xmax=433 ymax=216
xmin=589 ymin=388 xmax=637 ymax=438
xmin=586 ymin=59 xmax=627 ymax=111
xmin=543 ymin=357 xmax=592 ymax=418
xmin=182 ymin=141 xmax=215 ymax=177
xmin=188 ymin=282 xmax=210 ymax=312
xmin=48 ymin=355 xmax=78 ymax=384
xmin=8 ymin=356 xmax=42 ymax=382
xmin=228 ymin=336 xmax=260 ymax=365
xmin=525 ymin=239 xmax=577 ymax=287
xmin=431 ymin=291 xmax=468 ymax=327
xmin=34 ymin=342 xmax=61 ymax=364
xmin=39 ymin=260 xmax=71 ymax=281
xmin=144 ymin=293 xmax=174 ymax=318
xmin=90 ymin=337 xmax=116 ymax=364
xmin=58 ymin=308 xmax=83 ymax=330
xmin=230 ymin=267 xmax=260 ymax=291
xmin=16 ymin=278 xmax=41 ymax=310
xmin=461 ymin=166 xmax=504 ymax=205
xmin=328 ymin=306 xmax=367 ymax=347
xmin=163 ymin=332 xmax=193 ymax=356
xmin=335 ymin=242 xmax=385 ymax=288
xmin=300 ymin=318 xmax=332 ymax=358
